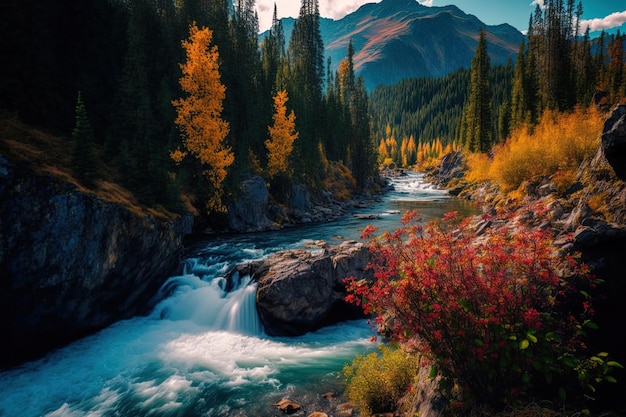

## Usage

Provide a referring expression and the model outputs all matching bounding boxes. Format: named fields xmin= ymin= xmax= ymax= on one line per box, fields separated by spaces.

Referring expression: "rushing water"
xmin=0 ymin=172 xmax=478 ymax=417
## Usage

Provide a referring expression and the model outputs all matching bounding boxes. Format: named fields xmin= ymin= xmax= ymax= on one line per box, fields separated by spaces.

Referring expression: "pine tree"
xmin=510 ymin=41 xmax=530 ymax=130
xmin=607 ymin=32 xmax=624 ymax=103
xmin=349 ymin=77 xmax=375 ymax=188
xmin=461 ymin=29 xmax=492 ymax=152
xmin=172 ymin=22 xmax=233 ymax=213
xmin=287 ymin=0 xmax=325 ymax=171
xmin=71 ymin=92 xmax=96 ymax=186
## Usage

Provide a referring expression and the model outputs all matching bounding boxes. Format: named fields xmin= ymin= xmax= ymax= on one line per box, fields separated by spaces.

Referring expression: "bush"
xmin=467 ymin=107 xmax=603 ymax=192
xmin=343 ymin=345 xmax=420 ymax=417
xmin=345 ymin=211 xmax=621 ymax=410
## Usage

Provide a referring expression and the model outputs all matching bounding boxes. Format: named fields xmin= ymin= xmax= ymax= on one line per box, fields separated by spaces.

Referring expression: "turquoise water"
xmin=0 ymin=172 xmax=478 ymax=417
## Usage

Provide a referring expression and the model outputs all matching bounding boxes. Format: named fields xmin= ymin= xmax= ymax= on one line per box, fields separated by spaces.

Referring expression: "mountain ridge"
xmin=262 ymin=0 xmax=524 ymax=90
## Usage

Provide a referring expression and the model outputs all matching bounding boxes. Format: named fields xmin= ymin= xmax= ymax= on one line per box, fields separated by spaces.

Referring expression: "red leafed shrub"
xmin=345 ymin=211 xmax=620 ymax=409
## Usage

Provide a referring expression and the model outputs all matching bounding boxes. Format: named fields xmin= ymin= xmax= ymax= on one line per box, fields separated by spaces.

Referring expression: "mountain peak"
xmin=262 ymin=1 xmax=524 ymax=90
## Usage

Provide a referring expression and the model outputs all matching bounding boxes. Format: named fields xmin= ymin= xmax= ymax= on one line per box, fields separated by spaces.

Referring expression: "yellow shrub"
xmin=343 ymin=345 xmax=420 ymax=417
xmin=465 ymin=152 xmax=491 ymax=183
xmin=466 ymin=107 xmax=603 ymax=193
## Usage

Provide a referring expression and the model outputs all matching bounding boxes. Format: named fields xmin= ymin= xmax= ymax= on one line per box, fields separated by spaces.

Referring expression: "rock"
xmin=601 ymin=104 xmax=626 ymax=181
xmin=353 ymin=213 xmax=380 ymax=219
xmin=254 ymin=241 xmax=371 ymax=336
xmin=275 ymin=399 xmax=302 ymax=414
xmin=227 ymin=175 xmax=274 ymax=232
xmin=537 ymin=182 xmax=557 ymax=197
xmin=474 ymin=219 xmax=492 ymax=236
xmin=291 ymin=183 xmax=313 ymax=210
xmin=571 ymin=220 xmax=626 ymax=380
xmin=0 ymin=157 xmax=193 ymax=367
xmin=336 ymin=402 xmax=355 ymax=417
xmin=429 ymin=151 xmax=465 ymax=187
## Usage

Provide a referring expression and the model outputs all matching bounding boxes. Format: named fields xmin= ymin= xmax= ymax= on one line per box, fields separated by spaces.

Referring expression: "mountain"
xmin=262 ymin=0 xmax=524 ymax=90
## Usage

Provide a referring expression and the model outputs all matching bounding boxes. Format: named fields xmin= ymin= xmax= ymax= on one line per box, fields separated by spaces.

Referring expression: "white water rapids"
xmin=0 ymin=172 xmax=476 ymax=417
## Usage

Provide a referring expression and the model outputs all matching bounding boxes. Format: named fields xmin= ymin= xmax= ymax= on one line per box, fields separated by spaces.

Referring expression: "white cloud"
xmin=530 ymin=0 xmax=544 ymax=8
xmin=256 ymin=0 xmax=432 ymax=32
xmin=579 ymin=10 xmax=626 ymax=33
xmin=320 ymin=0 xmax=381 ymax=20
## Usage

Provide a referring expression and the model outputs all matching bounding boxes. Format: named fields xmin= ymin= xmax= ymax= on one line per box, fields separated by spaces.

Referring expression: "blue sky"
xmin=256 ymin=0 xmax=626 ymax=35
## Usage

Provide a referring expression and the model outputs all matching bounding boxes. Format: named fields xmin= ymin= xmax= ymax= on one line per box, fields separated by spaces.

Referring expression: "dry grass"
xmin=466 ymin=107 xmax=604 ymax=194
xmin=0 ymin=113 xmax=176 ymax=219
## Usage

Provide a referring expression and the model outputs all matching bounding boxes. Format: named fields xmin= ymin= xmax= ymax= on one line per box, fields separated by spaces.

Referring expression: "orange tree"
xmin=172 ymin=22 xmax=233 ymax=212
xmin=345 ymin=210 xmax=620 ymax=410
xmin=265 ymin=89 xmax=298 ymax=178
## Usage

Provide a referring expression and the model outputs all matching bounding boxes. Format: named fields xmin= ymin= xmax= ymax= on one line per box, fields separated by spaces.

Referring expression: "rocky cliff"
xmin=0 ymin=156 xmax=193 ymax=368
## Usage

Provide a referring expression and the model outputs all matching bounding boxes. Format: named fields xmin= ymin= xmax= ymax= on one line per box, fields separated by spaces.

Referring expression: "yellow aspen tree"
xmin=378 ymin=138 xmax=388 ymax=163
xmin=172 ymin=22 xmax=233 ymax=212
xmin=407 ymin=135 xmax=417 ymax=166
xmin=433 ymin=138 xmax=442 ymax=158
xmin=417 ymin=142 xmax=424 ymax=165
xmin=266 ymin=89 xmax=299 ymax=178
xmin=400 ymin=137 xmax=409 ymax=168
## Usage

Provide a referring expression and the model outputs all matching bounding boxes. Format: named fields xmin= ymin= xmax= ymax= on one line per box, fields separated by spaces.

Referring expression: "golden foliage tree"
xmin=172 ymin=22 xmax=233 ymax=212
xmin=265 ymin=89 xmax=299 ymax=178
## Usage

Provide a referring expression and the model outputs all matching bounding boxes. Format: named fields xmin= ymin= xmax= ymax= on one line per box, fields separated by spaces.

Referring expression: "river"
xmin=0 ymin=172 xmax=477 ymax=417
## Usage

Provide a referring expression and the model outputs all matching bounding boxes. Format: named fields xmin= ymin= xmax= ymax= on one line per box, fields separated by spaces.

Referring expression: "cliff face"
xmin=0 ymin=156 xmax=193 ymax=367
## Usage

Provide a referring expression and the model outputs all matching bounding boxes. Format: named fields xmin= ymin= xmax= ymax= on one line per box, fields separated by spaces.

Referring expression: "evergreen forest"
xmin=370 ymin=0 xmax=625 ymax=169
xmin=0 ymin=0 xmax=375 ymax=219
xmin=1 ymin=0 xmax=625 ymax=215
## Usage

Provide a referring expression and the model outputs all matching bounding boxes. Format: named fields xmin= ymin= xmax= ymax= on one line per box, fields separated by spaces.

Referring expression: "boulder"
xmin=601 ymin=104 xmax=626 ymax=181
xmin=0 ymin=156 xmax=193 ymax=367
xmin=253 ymin=241 xmax=371 ymax=336
xmin=227 ymin=175 xmax=275 ymax=232
xmin=428 ymin=151 xmax=465 ymax=188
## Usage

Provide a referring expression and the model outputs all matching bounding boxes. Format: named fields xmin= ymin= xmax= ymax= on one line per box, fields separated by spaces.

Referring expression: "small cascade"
xmin=215 ymin=273 xmax=264 ymax=335
xmin=152 ymin=265 xmax=264 ymax=336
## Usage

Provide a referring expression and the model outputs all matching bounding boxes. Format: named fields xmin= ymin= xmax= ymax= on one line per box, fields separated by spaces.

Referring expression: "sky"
xmin=255 ymin=0 xmax=626 ymax=35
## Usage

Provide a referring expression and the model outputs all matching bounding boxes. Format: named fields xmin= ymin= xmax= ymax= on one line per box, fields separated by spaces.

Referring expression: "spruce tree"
xmin=461 ymin=29 xmax=492 ymax=152
xmin=287 ymin=0 xmax=325 ymax=172
xmin=71 ymin=92 xmax=96 ymax=186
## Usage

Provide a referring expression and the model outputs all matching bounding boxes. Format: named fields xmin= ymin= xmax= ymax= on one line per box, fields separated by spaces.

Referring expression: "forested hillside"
xmin=369 ymin=0 xmax=626 ymax=169
xmin=369 ymin=64 xmax=514 ymax=157
xmin=0 ymin=0 xmax=376 ymax=220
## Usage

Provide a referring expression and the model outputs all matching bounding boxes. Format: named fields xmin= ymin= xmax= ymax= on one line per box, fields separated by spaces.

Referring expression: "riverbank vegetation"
xmin=346 ymin=0 xmax=625 ymax=415
xmin=345 ymin=211 xmax=621 ymax=416
xmin=465 ymin=106 xmax=604 ymax=195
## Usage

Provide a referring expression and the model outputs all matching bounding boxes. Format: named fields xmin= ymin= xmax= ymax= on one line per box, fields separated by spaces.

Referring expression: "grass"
xmin=0 ymin=112 xmax=176 ymax=220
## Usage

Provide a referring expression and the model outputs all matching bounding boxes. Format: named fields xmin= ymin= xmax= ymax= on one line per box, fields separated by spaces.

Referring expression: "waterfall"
xmin=152 ymin=267 xmax=264 ymax=336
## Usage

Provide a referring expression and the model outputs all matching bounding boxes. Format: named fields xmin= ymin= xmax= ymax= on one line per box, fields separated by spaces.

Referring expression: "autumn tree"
xmin=172 ymin=22 xmax=233 ymax=212
xmin=266 ymin=90 xmax=299 ymax=178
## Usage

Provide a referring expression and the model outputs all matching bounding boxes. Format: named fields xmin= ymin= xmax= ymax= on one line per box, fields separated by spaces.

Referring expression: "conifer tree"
xmin=349 ymin=77 xmax=375 ymax=188
xmin=510 ymin=41 xmax=530 ymax=130
xmin=287 ymin=0 xmax=325 ymax=170
xmin=172 ymin=22 xmax=233 ymax=213
xmin=461 ymin=29 xmax=492 ymax=152
xmin=71 ymin=92 xmax=96 ymax=186
xmin=607 ymin=32 xmax=624 ymax=102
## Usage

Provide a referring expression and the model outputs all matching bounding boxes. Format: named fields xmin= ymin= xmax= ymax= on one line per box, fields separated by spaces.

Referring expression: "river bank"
xmin=418 ymin=105 xmax=626 ymax=414
xmin=0 ymin=171 xmax=470 ymax=417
